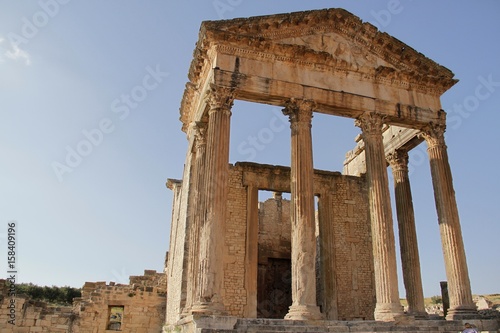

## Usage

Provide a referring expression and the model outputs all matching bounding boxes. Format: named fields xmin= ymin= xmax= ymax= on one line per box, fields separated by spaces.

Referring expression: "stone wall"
xmin=74 ymin=274 xmax=166 ymax=333
xmin=224 ymin=162 xmax=373 ymax=320
xmin=258 ymin=193 xmax=292 ymax=261
xmin=330 ymin=175 xmax=374 ymax=320
xmin=0 ymin=270 xmax=166 ymax=333
xmin=223 ymin=165 xmax=248 ymax=315
xmin=0 ymin=286 xmax=77 ymax=333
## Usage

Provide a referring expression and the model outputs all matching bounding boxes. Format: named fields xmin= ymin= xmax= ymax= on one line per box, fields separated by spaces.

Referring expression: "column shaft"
xmin=192 ymin=86 xmax=234 ymax=315
xmin=355 ymin=112 xmax=402 ymax=321
xmin=283 ymin=99 xmax=323 ymax=320
xmin=183 ymin=122 xmax=208 ymax=315
xmin=421 ymin=124 xmax=476 ymax=320
xmin=387 ymin=150 xmax=427 ymax=317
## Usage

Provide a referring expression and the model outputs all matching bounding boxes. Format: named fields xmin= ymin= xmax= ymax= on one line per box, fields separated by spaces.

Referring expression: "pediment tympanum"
xmin=278 ymin=32 xmax=394 ymax=72
xmin=197 ymin=9 xmax=455 ymax=81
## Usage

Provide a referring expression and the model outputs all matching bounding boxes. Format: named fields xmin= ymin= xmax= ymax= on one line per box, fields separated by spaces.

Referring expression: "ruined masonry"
xmin=0 ymin=270 xmax=166 ymax=333
xmin=164 ymin=7 xmax=499 ymax=333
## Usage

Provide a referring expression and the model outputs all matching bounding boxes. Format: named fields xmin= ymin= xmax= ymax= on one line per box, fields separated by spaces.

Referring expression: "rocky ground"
xmin=421 ymin=294 xmax=500 ymax=318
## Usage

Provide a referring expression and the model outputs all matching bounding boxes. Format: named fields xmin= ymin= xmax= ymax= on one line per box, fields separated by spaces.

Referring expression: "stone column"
xmin=191 ymin=85 xmax=234 ymax=315
xmin=420 ymin=123 xmax=476 ymax=320
xmin=282 ymin=99 xmax=323 ymax=320
xmin=387 ymin=150 xmax=427 ymax=318
xmin=183 ymin=121 xmax=208 ymax=316
xmin=355 ymin=112 xmax=403 ymax=321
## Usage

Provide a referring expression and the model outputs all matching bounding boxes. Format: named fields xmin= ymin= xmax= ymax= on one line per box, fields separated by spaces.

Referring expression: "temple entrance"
xmin=255 ymin=191 xmax=293 ymax=318
xmin=257 ymin=258 xmax=292 ymax=318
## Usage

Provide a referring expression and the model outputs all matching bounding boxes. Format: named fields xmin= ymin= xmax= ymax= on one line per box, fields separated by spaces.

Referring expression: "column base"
xmin=180 ymin=307 xmax=191 ymax=319
xmin=445 ymin=305 xmax=478 ymax=320
xmin=190 ymin=299 xmax=226 ymax=316
xmin=374 ymin=302 xmax=404 ymax=321
xmin=408 ymin=310 xmax=429 ymax=319
xmin=165 ymin=315 xmax=237 ymax=333
xmin=285 ymin=304 xmax=324 ymax=321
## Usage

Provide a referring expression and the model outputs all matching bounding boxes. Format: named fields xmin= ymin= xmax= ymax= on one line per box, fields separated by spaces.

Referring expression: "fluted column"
xmin=191 ymin=85 xmax=234 ymax=315
xmin=183 ymin=121 xmax=208 ymax=316
xmin=387 ymin=150 xmax=427 ymax=318
xmin=355 ymin=112 xmax=403 ymax=321
xmin=420 ymin=123 xmax=476 ymax=320
xmin=283 ymin=99 xmax=323 ymax=320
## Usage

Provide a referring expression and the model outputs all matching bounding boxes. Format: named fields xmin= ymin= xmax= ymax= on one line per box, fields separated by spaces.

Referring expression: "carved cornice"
xmin=180 ymin=83 xmax=199 ymax=133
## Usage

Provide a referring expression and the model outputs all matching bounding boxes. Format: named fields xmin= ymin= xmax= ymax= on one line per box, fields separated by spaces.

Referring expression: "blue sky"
xmin=0 ymin=1 xmax=499 ymax=299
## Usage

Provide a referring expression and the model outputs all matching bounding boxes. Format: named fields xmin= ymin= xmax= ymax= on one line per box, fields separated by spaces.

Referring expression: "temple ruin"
xmin=162 ymin=7 xmax=500 ymax=333
xmin=1 ymin=7 xmax=499 ymax=333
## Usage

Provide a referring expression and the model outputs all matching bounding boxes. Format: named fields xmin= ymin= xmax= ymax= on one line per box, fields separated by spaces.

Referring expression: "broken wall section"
xmin=0 ymin=269 xmax=166 ymax=333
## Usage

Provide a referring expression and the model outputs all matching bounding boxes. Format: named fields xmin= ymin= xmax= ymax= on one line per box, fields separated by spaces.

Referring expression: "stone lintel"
xmin=213 ymin=69 xmax=444 ymax=128
xmin=343 ymin=126 xmax=424 ymax=176
xmin=383 ymin=126 xmax=423 ymax=153
xmin=236 ymin=162 xmax=342 ymax=194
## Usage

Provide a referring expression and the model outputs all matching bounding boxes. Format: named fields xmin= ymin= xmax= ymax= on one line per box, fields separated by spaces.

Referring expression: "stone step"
xmin=231 ymin=318 xmax=469 ymax=333
xmin=186 ymin=316 xmax=498 ymax=333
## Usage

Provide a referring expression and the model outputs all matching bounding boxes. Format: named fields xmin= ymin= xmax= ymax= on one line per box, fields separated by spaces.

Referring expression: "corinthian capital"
xmin=205 ymin=84 xmax=235 ymax=114
xmin=386 ymin=149 xmax=409 ymax=172
xmin=194 ymin=121 xmax=208 ymax=149
xmin=419 ymin=122 xmax=446 ymax=149
xmin=282 ymin=98 xmax=316 ymax=124
xmin=355 ymin=112 xmax=385 ymax=137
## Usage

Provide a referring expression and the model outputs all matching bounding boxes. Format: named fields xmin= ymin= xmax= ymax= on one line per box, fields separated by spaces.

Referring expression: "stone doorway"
xmin=257 ymin=257 xmax=292 ymax=318
xmin=255 ymin=192 xmax=293 ymax=318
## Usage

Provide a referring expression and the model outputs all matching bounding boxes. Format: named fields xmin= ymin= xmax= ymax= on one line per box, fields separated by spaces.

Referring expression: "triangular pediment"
xmin=196 ymin=8 xmax=456 ymax=86
xmin=180 ymin=8 xmax=457 ymax=132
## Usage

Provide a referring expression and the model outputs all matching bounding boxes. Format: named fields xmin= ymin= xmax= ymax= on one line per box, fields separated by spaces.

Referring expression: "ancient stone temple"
xmin=164 ymin=8 xmax=498 ymax=333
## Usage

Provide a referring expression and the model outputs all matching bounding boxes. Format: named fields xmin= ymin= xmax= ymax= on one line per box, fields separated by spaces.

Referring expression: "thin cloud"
xmin=0 ymin=36 xmax=31 ymax=65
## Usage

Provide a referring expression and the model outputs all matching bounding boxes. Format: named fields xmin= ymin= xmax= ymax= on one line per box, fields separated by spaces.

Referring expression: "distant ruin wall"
xmin=0 ymin=270 xmax=166 ymax=333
